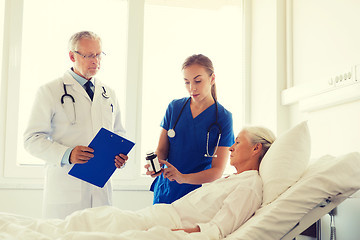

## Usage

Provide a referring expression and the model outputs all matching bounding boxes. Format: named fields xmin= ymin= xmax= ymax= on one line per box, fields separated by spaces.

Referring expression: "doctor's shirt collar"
xmin=68 ymin=68 xmax=95 ymax=88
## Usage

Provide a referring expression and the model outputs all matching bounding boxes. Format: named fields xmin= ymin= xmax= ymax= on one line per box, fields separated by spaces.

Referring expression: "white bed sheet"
xmin=0 ymin=204 xmax=219 ymax=240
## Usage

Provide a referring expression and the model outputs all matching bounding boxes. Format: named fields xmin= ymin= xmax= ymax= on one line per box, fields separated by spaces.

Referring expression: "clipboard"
xmin=68 ymin=128 xmax=135 ymax=188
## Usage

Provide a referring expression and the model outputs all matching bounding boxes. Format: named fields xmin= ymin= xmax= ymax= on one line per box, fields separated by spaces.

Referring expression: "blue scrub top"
xmin=150 ymin=97 xmax=234 ymax=204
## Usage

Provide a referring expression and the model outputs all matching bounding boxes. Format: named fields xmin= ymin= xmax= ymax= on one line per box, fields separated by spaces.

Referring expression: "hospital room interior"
xmin=1 ymin=0 xmax=360 ymax=239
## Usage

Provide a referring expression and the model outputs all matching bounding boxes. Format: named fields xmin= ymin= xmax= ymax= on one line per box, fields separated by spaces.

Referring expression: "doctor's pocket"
xmin=101 ymin=101 xmax=115 ymax=130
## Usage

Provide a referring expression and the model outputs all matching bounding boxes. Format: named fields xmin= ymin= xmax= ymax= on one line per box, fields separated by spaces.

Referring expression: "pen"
xmin=110 ymin=104 xmax=113 ymax=112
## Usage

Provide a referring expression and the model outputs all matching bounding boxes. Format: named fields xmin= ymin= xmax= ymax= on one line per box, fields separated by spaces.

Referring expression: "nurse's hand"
xmin=70 ymin=146 xmax=94 ymax=164
xmin=144 ymin=162 xmax=163 ymax=177
xmin=161 ymin=160 xmax=185 ymax=184
xmin=115 ymin=154 xmax=128 ymax=169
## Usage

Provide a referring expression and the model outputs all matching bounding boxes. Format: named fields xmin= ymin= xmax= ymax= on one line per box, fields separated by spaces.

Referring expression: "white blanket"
xmin=0 ymin=171 xmax=262 ymax=240
xmin=0 ymin=204 xmax=219 ymax=240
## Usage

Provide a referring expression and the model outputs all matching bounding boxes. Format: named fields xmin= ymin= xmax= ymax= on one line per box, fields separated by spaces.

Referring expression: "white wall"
xmin=290 ymin=0 xmax=360 ymax=158
xmin=250 ymin=0 xmax=360 ymax=239
xmin=290 ymin=1 xmax=360 ymax=238
xmin=278 ymin=0 xmax=360 ymax=239
xmin=0 ymin=189 xmax=43 ymax=217
xmin=292 ymin=0 xmax=360 ymax=87
xmin=0 ymin=188 xmax=153 ymax=218
xmin=250 ymin=0 xmax=289 ymax=135
xmin=250 ymin=0 xmax=278 ymax=128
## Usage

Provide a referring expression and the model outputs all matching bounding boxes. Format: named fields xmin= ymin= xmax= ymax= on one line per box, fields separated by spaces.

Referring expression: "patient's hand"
xmin=172 ymin=226 xmax=200 ymax=233
xmin=160 ymin=160 xmax=185 ymax=184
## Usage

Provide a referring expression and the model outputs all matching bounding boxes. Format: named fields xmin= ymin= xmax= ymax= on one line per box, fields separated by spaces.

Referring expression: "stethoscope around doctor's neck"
xmin=167 ymin=97 xmax=222 ymax=158
xmin=61 ymin=83 xmax=110 ymax=124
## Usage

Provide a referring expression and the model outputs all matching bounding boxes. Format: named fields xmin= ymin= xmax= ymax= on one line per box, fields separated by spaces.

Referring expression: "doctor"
xmin=24 ymin=31 xmax=128 ymax=219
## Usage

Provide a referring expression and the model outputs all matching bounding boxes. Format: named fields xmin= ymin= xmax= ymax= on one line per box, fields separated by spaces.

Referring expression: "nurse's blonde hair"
xmin=242 ymin=126 xmax=276 ymax=162
xmin=68 ymin=31 xmax=102 ymax=52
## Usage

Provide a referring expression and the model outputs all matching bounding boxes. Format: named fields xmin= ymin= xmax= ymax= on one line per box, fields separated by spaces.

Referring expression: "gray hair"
xmin=242 ymin=126 xmax=276 ymax=162
xmin=68 ymin=31 xmax=102 ymax=51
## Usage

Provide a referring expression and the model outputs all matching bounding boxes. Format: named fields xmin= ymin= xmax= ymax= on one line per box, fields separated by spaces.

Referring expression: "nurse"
xmin=24 ymin=31 xmax=128 ymax=219
xmin=147 ymin=54 xmax=234 ymax=204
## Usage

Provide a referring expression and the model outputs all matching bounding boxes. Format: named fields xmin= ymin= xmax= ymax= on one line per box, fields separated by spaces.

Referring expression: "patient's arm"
xmin=172 ymin=225 xmax=200 ymax=233
xmin=198 ymin=183 xmax=262 ymax=238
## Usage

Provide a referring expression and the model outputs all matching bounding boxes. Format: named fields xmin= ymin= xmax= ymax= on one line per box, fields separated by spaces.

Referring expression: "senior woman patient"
xmin=169 ymin=126 xmax=275 ymax=237
xmin=0 ymin=126 xmax=275 ymax=239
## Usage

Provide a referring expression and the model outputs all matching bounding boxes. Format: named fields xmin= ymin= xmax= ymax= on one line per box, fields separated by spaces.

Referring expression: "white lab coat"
xmin=24 ymin=70 xmax=125 ymax=219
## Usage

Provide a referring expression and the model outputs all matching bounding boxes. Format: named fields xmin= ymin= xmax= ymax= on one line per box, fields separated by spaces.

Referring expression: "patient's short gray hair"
xmin=68 ymin=31 xmax=102 ymax=51
xmin=243 ymin=126 xmax=276 ymax=162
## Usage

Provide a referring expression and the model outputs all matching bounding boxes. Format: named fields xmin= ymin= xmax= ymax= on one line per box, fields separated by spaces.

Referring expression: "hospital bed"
xmin=1 ymin=122 xmax=360 ymax=240
xmin=225 ymin=121 xmax=360 ymax=239
xmin=225 ymin=152 xmax=360 ymax=239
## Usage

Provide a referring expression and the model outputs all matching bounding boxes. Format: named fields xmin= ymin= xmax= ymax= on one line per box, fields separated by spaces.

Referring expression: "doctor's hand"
xmin=115 ymin=154 xmax=128 ymax=169
xmin=70 ymin=146 xmax=94 ymax=164
xmin=160 ymin=160 xmax=185 ymax=184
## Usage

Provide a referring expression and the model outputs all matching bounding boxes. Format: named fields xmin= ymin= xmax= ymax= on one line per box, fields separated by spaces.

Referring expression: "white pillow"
xmin=259 ymin=121 xmax=311 ymax=206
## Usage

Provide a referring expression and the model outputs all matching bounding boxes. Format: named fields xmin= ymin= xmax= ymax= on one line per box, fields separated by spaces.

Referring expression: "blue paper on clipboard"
xmin=68 ymin=128 xmax=135 ymax=188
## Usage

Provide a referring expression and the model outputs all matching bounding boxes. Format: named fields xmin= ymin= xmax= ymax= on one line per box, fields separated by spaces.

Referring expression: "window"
xmin=4 ymin=0 xmax=128 ymax=178
xmin=2 ymin=0 xmax=246 ymax=185
xmin=0 ymin=0 xmax=3 ymax=84
xmin=141 ymin=0 xmax=244 ymax=174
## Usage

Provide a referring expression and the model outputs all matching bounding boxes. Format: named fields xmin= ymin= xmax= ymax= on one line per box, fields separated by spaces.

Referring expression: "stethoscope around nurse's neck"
xmin=167 ymin=97 xmax=222 ymax=158
xmin=61 ymin=83 xmax=110 ymax=124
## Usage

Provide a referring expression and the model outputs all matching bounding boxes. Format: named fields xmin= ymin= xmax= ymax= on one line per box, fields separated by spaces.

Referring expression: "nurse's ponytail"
xmin=211 ymin=83 xmax=217 ymax=101
xmin=182 ymin=54 xmax=217 ymax=101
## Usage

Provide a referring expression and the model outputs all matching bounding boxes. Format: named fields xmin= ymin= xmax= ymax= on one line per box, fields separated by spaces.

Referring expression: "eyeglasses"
xmin=74 ymin=51 xmax=106 ymax=60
